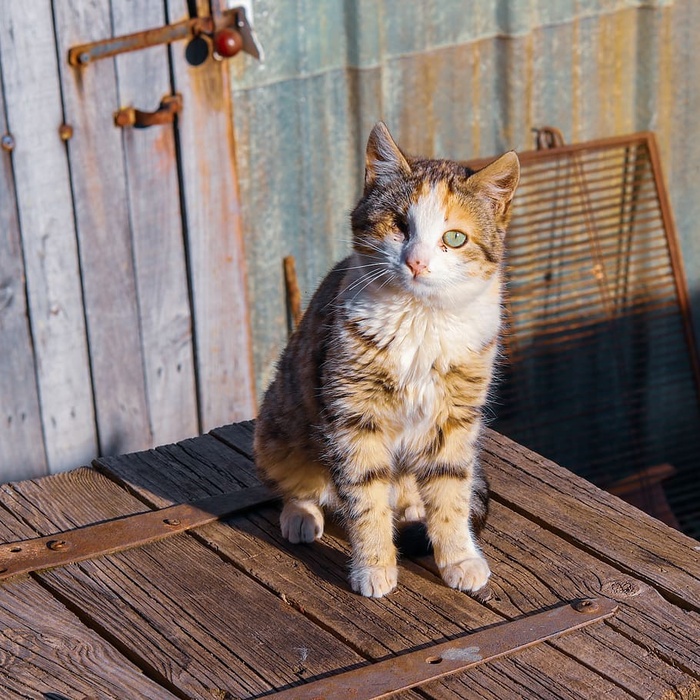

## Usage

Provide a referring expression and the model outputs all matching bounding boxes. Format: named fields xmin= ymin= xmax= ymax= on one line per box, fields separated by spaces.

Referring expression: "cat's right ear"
xmin=365 ymin=122 xmax=411 ymax=189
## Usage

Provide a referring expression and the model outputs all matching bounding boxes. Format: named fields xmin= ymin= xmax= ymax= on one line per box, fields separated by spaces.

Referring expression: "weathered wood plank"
xmin=415 ymin=500 xmax=700 ymax=697
xmin=482 ymin=428 xmax=700 ymax=610
xmin=210 ymin=422 xmax=700 ymax=696
xmin=0 ymin=467 xmax=362 ymax=698
xmin=216 ymin=422 xmax=700 ymax=611
xmin=0 ymin=64 xmax=46 ymax=481
xmin=0 ymin=494 xmax=177 ymax=698
xmin=0 ymin=577 xmax=179 ymax=700
xmin=0 ymin=0 xmax=96 ymax=475
xmin=111 ymin=0 xmax=199 ymax=446
xmin=52 ymin=0 xmax=152 ymax=457
xmin=165 ymin=0 xmax=257 ymax=427
xmin=97 ymin=431 xmax=636 ymax=698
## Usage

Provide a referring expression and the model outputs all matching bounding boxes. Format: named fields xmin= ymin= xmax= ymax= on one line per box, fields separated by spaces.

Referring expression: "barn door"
xmin=0 ymin=0 xmax=255 ymax=480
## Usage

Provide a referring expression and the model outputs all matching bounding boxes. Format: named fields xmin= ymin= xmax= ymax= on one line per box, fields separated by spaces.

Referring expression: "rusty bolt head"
xmin=1 ymin=134 xmax=15 ymax=152
xmin=163 ymin=518 xmax=181 ymax=527
xmin=78 ymin=52 xmax=91 ymax=65
xmin=47 ymin=539 xmax=69 ymax=551
xmin=572 ymin=598 xmax=600 ymax=614
xmin=59 ymin=124 xmax=74 ymax=141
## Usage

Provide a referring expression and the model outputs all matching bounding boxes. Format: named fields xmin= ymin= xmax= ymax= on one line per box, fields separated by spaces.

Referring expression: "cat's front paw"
xmin=349 ymin=565 xmax=398 ymax=598
xmin=280 ymin=500 xmax=324 ymax=544
xmin=440 ymin=556 xmax=491 ymax=592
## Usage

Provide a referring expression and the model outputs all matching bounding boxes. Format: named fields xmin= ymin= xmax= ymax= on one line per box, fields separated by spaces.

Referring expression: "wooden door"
xmin=0 ymin=1 xmax=255 ymax=480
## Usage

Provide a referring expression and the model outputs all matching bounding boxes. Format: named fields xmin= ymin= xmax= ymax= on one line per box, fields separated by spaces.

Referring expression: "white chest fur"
xmin=344 ymin=275 xmax=501 ymax=431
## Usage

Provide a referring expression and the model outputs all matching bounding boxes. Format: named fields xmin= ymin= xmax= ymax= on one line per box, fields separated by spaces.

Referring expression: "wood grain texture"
xmin=482 ymin=428 xmax=700 ymax=610
xmin=0 ymin=467 xmax=361 ymax=698
xmin=0 ymin=482 xmax=177 ymax=699
xmin=0 ymin=64 xmax=47 ymax=481
xmin=0 ymin=0 xmax=96 ymax=475
xmin=52 ymin=0 xmax=151 ymax=458
xmin=0 ymin=578 xmax=179 ymax=699
xmin=415 ymin=500 xmax=700 ymax=697
xmin=96 ymin=429 xmax=639 ymax=698
xmin=210 ymin=421 xmax=700 ymax=697
xmin=166 ymin=0 xmax=256 ymax=427
xmin=111 ymin=0 xmax=199 ymax=446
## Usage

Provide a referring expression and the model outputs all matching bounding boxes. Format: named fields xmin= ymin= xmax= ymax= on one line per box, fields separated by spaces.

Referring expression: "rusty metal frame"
xmin=271 ymin=598 xmax=618 ymax=699
xmin=0 ymin=485 xmax=275 ymax=580
xmin=466 ymin=130 xmax=700 ymax=425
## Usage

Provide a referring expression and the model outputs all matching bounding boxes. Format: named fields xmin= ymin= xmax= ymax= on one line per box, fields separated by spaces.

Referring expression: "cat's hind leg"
xmin=266 ymin=452 xmax=332 ymax=544
xmin=393 ymin=472 xmax=426 ymax=523
xmin=280 ymin=499 xmax=325 ymax=543
xmin=254 ymin=421 xmax=332 ymax=545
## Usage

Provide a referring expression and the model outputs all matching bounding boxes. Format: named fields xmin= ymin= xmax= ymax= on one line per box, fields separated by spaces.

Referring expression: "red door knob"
xmin=214 ymin=28 xmax=243 ymax=58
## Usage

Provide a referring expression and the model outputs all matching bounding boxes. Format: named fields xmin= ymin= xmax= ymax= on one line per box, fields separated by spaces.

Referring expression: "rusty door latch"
xmin=114 ymin=93 xmax=183 ymax=129
xmin=68 ymin=3 xmax=263 ymax=68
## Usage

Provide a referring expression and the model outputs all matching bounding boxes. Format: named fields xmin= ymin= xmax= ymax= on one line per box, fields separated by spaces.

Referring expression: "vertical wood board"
xmin=53 ymin=0 xmax=152 ymax=457
xmin=167 ymin=0 xmax=257 ymax=428
xmin=111 ymin=0 xmax=199 ymax=446
xmin=0 ymin=58 xmax=47 ymax=480
xmin=0 ymin=0 xmax=96 ymax=474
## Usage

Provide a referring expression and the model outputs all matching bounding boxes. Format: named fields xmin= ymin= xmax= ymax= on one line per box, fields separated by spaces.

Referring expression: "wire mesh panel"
xmin=472 ymin=133 xmax=700 ymax=538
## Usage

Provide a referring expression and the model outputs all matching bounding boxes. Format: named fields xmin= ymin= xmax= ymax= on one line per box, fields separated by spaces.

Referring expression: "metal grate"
xmin=469 ymin=133 xmax=700 ymax=538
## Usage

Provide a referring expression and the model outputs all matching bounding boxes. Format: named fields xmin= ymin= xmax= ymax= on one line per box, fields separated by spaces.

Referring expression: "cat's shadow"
xmin=240 ymin=509 xmax=493 ymax=604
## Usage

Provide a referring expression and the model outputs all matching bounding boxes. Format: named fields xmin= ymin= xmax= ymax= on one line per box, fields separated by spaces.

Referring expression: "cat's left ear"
xmin=365 ymin=122 xmax=411 ymax=189
xmin=467 ymin=151 xmax=520 ymax=227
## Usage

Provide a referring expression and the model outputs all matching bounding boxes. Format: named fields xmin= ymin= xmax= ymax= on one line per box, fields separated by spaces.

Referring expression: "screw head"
xmin=47 ymin=539 xmax=69 ymax=551
xmin=58 ymin=124 xmax=74 ymax=141
xmin=78 ymin=52 xmax=90 ymax=65
xmin=163 ymin=518 xmax=181 ymax=527
xmin=573 ymin=598 xmax=600 ymax=613
xmin=1 ymin=134 xmax=15 ymax=152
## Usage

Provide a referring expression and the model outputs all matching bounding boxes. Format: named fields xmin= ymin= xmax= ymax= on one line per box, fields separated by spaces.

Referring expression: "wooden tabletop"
xmin=0 ymin=421 xmax=698 ymax=699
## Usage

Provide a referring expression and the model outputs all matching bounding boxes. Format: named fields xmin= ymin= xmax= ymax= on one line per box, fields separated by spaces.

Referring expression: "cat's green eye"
xmin=442 ymin=230 xmax=468 ymax=248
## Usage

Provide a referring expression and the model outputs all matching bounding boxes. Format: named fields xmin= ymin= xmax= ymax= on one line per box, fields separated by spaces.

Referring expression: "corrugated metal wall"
xmin=229 ymin=0 xmax=700 ymax=398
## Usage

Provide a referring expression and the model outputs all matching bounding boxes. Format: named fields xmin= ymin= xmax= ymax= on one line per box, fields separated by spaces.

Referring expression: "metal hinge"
xmin=272 ymin=598 xmax=618 ymax=699
xmin=0 ymin=485 xmax=276 ymax=580
xmin=68 ymin=2 xmax=263 ymax=68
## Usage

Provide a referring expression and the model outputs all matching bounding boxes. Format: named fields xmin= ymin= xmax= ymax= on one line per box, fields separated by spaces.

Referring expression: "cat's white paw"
xmin=440 ymin=556 xmax=491 ymax=592
xmin=349 ymin=565 xmax=398 ymax=598
xmin=399 ymin=503 xmax=426 ymax=523
xmin=280 ymin=501 xmax=324 ymax=544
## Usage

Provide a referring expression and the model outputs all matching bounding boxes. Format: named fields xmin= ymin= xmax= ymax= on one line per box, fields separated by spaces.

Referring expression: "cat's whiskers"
xmin=348 ymin=269 xmax=393 ymax=302
xmin=342 ymin=268 xmax=387 ymax=296
xmin=334 ymin=261 xmax=386 ymax=273
xmin=328 ymin=266 xmax=386 ymax=306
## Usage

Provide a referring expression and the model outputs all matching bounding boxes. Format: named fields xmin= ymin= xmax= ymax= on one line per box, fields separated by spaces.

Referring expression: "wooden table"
xmin=0 ymin=422 xmax=697 ymax=699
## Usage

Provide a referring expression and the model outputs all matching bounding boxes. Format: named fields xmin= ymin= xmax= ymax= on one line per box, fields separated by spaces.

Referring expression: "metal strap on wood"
xmin=271 ymin=598 xmax=618 ymax=699
xmin=0 ymin=485 xmax=276 ymax=580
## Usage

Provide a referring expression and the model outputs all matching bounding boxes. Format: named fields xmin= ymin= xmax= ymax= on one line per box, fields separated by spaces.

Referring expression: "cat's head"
xmin=350 ymin=122 xmax=519 ymax=304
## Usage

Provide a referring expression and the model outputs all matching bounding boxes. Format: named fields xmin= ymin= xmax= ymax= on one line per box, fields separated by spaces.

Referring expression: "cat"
xmin=254 ymin=122 xmax=519 ymax=598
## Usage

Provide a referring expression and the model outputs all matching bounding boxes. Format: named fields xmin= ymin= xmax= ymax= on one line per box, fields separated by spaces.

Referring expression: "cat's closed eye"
xmin=394 ymin=216 xmax=409 ymax=241
xmin=442 ymin=230 xmax=468 ymax=249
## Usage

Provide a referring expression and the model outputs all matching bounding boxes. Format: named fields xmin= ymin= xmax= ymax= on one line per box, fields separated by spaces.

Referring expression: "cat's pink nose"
xmin=406 ymin=257 xmax=428 ymax=277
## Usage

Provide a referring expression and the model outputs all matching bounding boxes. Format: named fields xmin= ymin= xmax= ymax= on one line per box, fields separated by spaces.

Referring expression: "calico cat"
xmin=254 ymin=122 xmax=519 ymax=598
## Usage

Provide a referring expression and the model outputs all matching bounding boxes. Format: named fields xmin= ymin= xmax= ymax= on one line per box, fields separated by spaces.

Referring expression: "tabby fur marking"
xmin=254 ymin=122 xmax=520 ymax=598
